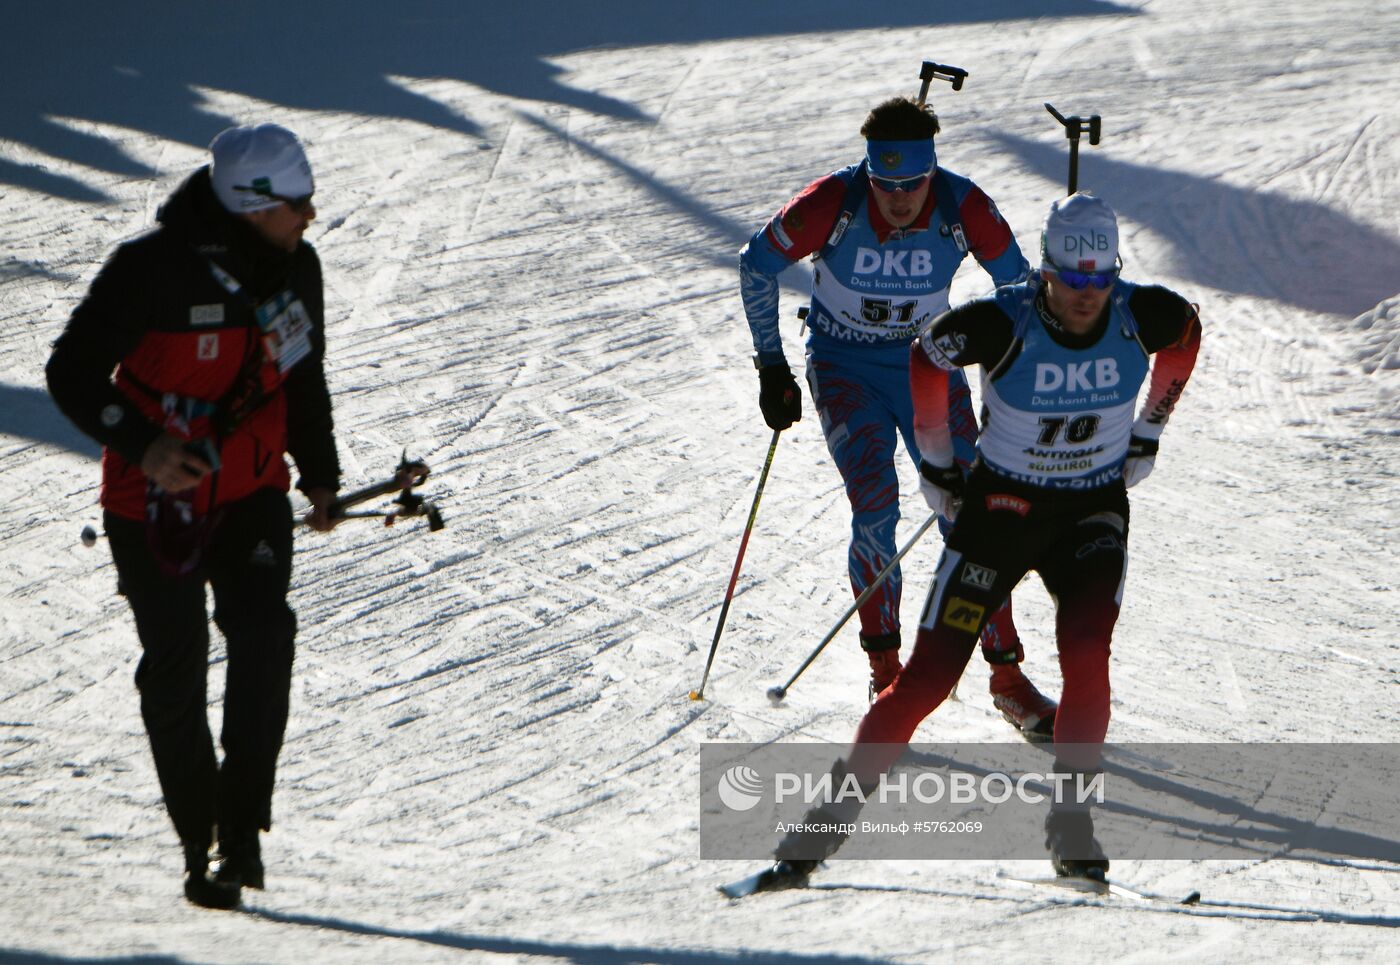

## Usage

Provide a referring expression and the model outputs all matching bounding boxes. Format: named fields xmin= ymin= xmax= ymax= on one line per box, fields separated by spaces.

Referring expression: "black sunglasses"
xmin=234 ymin=183 xmax=315 ymax=214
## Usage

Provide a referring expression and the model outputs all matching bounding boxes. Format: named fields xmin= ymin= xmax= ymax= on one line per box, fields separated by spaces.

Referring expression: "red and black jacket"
xmin=46 ymin=167 xmax=340 ymax=521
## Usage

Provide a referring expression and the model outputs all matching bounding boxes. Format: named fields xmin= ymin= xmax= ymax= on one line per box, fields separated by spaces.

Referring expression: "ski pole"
xmin=689 ymin=429 xmax=782 ymax=702
xmin=1044 ymin=103 xmax=1101 ymax=195
xmin=767 ymin=511 xmax=941 ymax=704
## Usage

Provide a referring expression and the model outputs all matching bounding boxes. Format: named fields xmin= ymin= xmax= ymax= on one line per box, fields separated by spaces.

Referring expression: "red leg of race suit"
xmin=1041 ymin=505 xmax=1130 ymax=760
xmin=842 ymin=475 xmax=1130 ymax=782
xmin=847 ymin=541 xmax=1018 ymax=783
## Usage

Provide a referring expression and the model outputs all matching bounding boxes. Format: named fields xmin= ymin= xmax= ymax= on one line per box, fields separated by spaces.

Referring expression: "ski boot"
xmin=721 ymin=811 xmax=846 ymax=897
xmin=861 ymin=630 xmax=901 ymax=702
xmin=1044 ymin=808 xmax=1109 ymax=880
xmin=989 ymin=659 xmax=1057 ymax=740
xmin=720 ymin=761 xmax=870 ymax=899
xmin=737 ymin=804 xmax=853 ymax=896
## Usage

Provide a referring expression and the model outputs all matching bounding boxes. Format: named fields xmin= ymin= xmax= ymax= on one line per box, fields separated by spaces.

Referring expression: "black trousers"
xmin=106 ymin=487 xmax=296 ymax=849
xmin=849 ymin=467 xmax=1132 ymax=783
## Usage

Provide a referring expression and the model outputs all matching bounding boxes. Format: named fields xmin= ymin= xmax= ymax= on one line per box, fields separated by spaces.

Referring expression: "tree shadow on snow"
xmin=516 ymin=110 xmax=817 ymax=302
xmin=0 ymin=384 xmax=102 ymax=459
xmin=1 ymin=0 xmax=1135 ymax=202
xmin=0 ymin=953 xmax=190 ymax=964
xmin=516 ymin=112 xmax=756 ymax=263
xmin=986 ymin=130 xmax=1400 ymax=318
xmin=247 ymin=908 xmax=893 ymax=964
xmin=0 ymin=255 xmax=73 ymax=286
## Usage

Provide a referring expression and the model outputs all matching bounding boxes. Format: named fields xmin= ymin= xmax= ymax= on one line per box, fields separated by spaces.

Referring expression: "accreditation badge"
xmin=255 ymin=290 xmax=314 ymax=373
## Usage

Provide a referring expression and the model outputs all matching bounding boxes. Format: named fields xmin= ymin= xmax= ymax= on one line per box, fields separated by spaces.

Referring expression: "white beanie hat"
xmin=1041 ymin=193 xmax=1118 ymax=272
xmin=209 ymin=124 xmax=313 ymax=214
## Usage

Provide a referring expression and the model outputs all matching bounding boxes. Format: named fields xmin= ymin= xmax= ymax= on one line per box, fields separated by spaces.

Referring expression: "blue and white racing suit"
xmin=739 ymin=161 xmax=1029 ymax=653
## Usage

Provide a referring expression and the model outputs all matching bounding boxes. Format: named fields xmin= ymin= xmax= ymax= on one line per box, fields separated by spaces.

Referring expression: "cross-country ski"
xmin=2 ymin=0 xmax=1397 ymax=962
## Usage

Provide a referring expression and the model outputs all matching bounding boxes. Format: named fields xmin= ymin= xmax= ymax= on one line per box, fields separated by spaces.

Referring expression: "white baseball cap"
xmin=209 ymin=124 xmax=313 ymax=214
xmin=1041 ymin=193 xmax=1118 ymax=272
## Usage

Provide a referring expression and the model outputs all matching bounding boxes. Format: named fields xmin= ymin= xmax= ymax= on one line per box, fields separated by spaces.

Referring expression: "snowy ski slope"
xmin=1 ymin=0 xmax=1397 ymax=961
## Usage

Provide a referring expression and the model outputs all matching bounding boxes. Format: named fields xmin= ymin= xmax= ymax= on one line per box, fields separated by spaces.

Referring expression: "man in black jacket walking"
xmin=46 ymin=124 xmax=342 ymax=909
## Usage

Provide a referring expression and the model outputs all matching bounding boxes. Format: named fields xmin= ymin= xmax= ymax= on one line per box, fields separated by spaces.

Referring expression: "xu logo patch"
xmin=960 ymin=563 xmax=996 ymax=591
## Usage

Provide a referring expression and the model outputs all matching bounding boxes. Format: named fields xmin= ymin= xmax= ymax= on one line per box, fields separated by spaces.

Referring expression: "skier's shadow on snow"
xmin=244 ymin=910 xmax=893 ymax=964
xmin=903 ymin=746 xmax=1400 ymax=866
xmin=0 ymin=384 xmax=101 ymax=459
xmin=0 ymin=0 xmax=1136 ymax=203
xmin=989 ymin=131 xmax=1400 ymax=318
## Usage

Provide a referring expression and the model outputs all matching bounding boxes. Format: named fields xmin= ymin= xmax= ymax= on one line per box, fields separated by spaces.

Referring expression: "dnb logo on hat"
xmin=879 ymin=151 xmax=902 ymax=171
xmin=1041 ymin=192 xmax=1119 ymax=271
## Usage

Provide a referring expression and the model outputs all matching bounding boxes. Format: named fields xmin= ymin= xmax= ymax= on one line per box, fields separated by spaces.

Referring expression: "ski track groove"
xmin=1319 ymin=115 xmax=1380 ymax=204
xmin=3 ymin=5 xmax=1399 ymax=962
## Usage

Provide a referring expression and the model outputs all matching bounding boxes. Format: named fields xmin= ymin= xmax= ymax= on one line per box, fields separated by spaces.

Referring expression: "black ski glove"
xmin=757 ymin=361 xmax=803 ymax=432
xmin=918 ymin=459 xmax=965 ymax=520
xmin=1123 ymin=434 xmax=1159 ymax=488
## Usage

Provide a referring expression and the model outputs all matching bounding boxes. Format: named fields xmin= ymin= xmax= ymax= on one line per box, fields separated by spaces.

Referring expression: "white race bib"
xmin=255 ymin=291 xmax=314 ymax=373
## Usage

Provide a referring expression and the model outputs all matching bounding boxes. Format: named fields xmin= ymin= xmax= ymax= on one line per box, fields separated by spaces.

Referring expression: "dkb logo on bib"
xmin=1034 ymin=359 xmax=1121 ymax=392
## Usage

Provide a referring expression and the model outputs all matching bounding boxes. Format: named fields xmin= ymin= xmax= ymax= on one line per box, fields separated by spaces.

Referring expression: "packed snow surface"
xmin=1 ymin=0 xmax=1396 ymax=961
